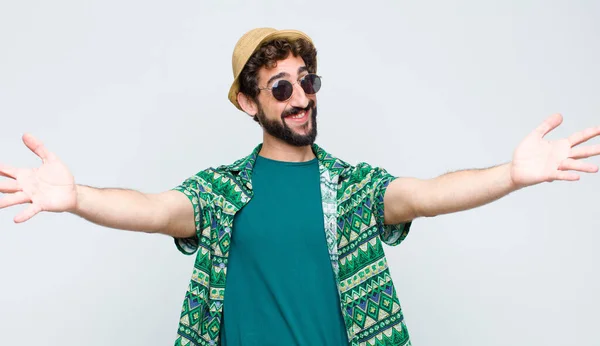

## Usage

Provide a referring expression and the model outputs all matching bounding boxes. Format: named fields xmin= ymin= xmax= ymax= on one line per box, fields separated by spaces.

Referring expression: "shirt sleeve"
xmin=371 ymin=167 xmax=412 ymax=246
xmin=171 ymin=175 xmax=206 ymax=255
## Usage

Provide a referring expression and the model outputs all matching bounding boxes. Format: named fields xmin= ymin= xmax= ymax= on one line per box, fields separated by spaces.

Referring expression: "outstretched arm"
xmin=72 ymin=186 xmax=195 ymax=238
xmin=384 ymin=114 xmax=600 ymax=224
xmin=0 ymin=134 xmax=196 ymax=238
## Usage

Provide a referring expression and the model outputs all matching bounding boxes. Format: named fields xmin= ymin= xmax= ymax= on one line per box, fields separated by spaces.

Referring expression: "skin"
xmin=1 ymin=55 xmax=600 ymax=237
xmin=383 ymin=114 xmax=600 ymax=224
xmin=238 ymin=54 xmax=318 ymax=163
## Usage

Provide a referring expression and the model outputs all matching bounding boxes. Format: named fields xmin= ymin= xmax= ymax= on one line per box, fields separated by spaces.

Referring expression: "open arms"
xmin=383 ymin=114 xmax=600 ymax=224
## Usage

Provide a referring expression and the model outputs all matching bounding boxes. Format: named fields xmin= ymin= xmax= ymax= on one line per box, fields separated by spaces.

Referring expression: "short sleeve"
xmin=171 ymin=175 xmax=204 ymax=255
xmin=371 ymin=167 xmax=412 ymax=246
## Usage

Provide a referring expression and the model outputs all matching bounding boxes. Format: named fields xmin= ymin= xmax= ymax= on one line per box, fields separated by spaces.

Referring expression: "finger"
xmin=570 ymin=144 xmax=600 ymax=159
xmin=568 ymin=126 xmax=600 ymax=147
xmin=534 ymin=113 xmax=563 ymax=138
xmin=14 ymin=204 xmax=42 ymax=223
xmin=0 ymin=192 xmax=30 ymax=209
xmin=553 ymin=171 xmax=580 ymax=181
xmin=22 ymin=133 xmax=54 ymax=162
xmin=0 ymin=164 xmax=17 ymax=179
xmin=0 ymin=179 xmax=21 ymax=193
xmin=558 ymin=158 xmax=599 ymax=173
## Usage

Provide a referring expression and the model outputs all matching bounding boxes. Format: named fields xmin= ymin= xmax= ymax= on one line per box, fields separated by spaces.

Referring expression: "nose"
xmin=288 ymin=82 xmax=310 ymax=109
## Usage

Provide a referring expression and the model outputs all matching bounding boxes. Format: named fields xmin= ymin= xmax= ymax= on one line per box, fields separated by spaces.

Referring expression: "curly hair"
xmin=238 ymin=38 xmax=317 ymax=120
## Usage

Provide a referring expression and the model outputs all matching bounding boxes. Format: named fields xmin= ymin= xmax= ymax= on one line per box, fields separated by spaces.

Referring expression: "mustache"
xmin=281 ymin=100 xmax=316 ymax=118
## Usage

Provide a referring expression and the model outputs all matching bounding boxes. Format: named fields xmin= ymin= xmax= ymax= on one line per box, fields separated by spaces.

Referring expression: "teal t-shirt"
xmin=221 ymin=155 xmax=349 ymax=345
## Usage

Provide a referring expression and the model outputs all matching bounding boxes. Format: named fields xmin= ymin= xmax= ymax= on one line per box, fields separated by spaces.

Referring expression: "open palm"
xmin=0 ymin=134 xmax=76 ymax=223
xmin=511 ymin=114 xmax=600 ymax=188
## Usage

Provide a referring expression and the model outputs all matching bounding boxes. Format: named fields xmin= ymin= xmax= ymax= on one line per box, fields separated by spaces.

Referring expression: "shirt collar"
xmin=222 ymin=143 xmax=352 ymax=185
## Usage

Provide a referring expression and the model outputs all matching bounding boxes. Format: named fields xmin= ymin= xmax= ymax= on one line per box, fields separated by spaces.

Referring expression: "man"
xmin=0 ymin=27 xmax=599 ymax=346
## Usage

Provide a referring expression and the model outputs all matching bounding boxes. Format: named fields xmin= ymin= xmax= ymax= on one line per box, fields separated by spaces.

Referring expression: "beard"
xmin=255 ymin=100 xmax=318 ymax=147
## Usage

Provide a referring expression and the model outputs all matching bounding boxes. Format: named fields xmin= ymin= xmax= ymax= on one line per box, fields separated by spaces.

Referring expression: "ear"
xmin=237 ymin=93 xmax=258 ymax=117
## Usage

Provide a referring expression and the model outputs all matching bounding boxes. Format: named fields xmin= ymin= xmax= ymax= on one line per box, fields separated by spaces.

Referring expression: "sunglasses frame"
xmin=258 ymin=73 xmax=322 ymax=102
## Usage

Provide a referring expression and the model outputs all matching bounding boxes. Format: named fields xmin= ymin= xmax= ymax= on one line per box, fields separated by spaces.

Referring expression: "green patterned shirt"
xmin=173 ymin=143 xmax=412 ymax=346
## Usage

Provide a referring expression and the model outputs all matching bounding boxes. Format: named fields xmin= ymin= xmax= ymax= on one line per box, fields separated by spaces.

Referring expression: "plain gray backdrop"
xmin=1 ymin=0 xmax=599 ymax=345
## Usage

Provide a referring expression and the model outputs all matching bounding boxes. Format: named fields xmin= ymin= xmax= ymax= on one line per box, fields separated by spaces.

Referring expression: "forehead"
xmin=257 ymin=54 xmax=307 ymax=84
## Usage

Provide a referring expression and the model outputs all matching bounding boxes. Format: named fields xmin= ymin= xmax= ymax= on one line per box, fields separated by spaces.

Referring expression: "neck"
xmin=259 ymin=134 xmax=315 ymax=162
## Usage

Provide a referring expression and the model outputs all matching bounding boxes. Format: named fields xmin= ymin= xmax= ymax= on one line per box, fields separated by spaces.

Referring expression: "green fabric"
xmin=173 ymin=143 xmax=412 ymax=346
xmin=221 ymin=156 xmax=348 ymax=345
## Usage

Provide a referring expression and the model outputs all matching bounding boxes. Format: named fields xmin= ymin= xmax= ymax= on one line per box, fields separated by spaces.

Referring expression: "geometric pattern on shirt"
xmin=172 ymin=143 xmax=412 ymax=346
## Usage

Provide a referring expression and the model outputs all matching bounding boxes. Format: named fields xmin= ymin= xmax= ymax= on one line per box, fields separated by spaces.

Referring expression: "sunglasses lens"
xmin=301 ymin=74 xmax=321 ymax=94
xmin=271 ymin=80 xmax=293 ymax=101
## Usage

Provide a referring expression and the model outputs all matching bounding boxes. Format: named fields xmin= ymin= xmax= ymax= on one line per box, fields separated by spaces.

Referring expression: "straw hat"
xmin=228 ymin=27 xmax=314 ymax=111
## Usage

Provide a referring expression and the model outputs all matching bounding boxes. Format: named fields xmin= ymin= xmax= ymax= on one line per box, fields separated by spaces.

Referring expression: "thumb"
xmin=14 ymin=204 xmax=42 ymax=223
xmin=22 ymin=133 xmax=55 ymax=162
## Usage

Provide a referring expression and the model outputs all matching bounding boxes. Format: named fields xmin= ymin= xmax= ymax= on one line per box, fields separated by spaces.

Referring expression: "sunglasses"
xmin=259 ymin=74 xmax=322 ymax=102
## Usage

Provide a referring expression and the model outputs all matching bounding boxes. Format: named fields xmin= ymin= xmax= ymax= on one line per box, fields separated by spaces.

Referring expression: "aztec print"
xmin=173 ymin=143 xmax=412 ymax=346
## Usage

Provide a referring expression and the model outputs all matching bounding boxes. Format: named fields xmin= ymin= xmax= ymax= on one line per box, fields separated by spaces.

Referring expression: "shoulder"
xmin=314 ymin=144 xmax=391 ymax=185
xmin=181 ymin=167 xmax=218 ymax=185
xmin=336 ymin=160 xmax=396 ymax=204
xmin=343 ymin=162 xmax=391 ymax=183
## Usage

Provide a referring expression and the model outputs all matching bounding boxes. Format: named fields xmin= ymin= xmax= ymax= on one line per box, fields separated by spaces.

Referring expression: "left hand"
xmin=510 ymin=113 xmax=600 ymax=188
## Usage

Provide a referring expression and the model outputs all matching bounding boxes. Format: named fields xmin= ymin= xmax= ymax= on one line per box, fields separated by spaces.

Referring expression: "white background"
xmin=1 ymin=0 xmax=599 ymax=345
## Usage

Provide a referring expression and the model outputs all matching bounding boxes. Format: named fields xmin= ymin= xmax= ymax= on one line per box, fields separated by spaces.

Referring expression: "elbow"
xmin=411 ymin=199 xmax=438 ymax=219
xmin=417 ymin=209 xmax=438 ymax=218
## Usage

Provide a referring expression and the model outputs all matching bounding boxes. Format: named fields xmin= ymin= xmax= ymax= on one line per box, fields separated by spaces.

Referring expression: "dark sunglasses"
xmin=259 ymin=74 xmax=322 ymax=102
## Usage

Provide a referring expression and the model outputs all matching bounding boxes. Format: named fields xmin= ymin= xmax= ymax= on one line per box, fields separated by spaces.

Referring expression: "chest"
xmin=231 ymin=162 xmax=326 ymax=249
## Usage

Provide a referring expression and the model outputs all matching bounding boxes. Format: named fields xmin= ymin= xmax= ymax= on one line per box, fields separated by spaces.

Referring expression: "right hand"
xmin=0 ymin=134 xmax=77 ymax=223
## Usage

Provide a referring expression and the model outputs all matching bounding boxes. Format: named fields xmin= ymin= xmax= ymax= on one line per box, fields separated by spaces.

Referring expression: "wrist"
xmin=506 ymin=162 xmax=524 ymax=191
xmin=69 ymin=184 xmax=85 ymax=214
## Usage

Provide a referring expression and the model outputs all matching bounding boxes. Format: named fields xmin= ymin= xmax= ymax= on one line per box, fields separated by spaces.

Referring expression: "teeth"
xmin=291 ymin=112 xmax=305 ymax=119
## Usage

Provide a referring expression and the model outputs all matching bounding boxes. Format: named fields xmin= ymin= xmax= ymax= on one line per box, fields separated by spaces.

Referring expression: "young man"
xmin=1 ymin=28 xmax=599 ymax=346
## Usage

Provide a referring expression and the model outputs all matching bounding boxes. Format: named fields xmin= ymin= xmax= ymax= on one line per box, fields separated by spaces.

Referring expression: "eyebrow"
xmin=266 ymin=66 xmax=309 ymax=86
xmin=267 ymin=72 xmax=288 ymax=86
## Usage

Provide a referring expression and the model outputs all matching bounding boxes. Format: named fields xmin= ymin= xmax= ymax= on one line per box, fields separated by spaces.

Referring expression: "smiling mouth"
xmin=284 ymin=109 xmax=309 ymax=123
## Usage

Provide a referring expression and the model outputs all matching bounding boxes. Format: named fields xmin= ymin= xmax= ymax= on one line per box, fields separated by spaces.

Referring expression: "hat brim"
xmin=228 ymin=30 xmax=314 ymax=111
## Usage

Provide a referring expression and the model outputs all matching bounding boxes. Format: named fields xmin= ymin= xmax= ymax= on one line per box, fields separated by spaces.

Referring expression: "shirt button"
xmin=209 ymin=341 xmax=215 ymax=346
xmin=225 ymin=227 xmax=231 ymax=233
xmin=219 ymin=263 xmax=225 ymax=269
xmin=215 ymin=302 xmax=221 ymax=308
